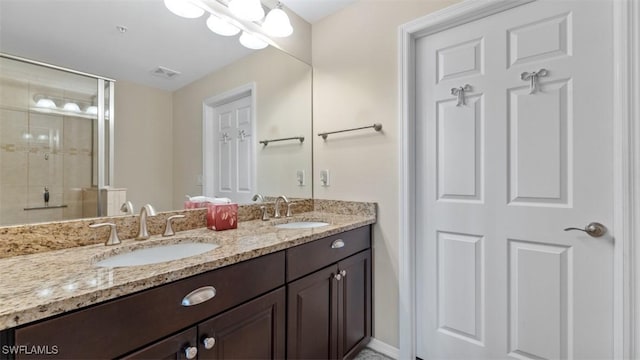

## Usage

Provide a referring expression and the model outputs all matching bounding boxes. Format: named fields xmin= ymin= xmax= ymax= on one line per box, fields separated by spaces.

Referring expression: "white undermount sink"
xmin=94 ymin=242 xmax=219 ymax=268
xmin=275 ymin=221 xmax=330 ymax=229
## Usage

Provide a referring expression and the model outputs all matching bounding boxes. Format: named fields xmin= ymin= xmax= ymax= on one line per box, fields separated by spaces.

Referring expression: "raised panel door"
xmin=198 ymin=288 xmax=285 ymax=360
xmin=287 ymin=265 xmax=338 ymax=360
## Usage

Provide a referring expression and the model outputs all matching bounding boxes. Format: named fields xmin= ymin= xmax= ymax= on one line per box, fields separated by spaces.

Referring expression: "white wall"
xmin=312 ymin=0 xmax=460 ymax=348
xmin=114 ymin=81 xmax=174 ymax=212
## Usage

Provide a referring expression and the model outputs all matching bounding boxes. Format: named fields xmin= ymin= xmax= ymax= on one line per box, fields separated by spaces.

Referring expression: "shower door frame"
xmin=0 ymin=53 xmax=115 ymax=217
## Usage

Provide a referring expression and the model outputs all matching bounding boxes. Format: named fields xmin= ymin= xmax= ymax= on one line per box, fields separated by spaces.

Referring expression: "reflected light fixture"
xmin=206 ymin=14 xmax=241 ymax=36
xmin=228 ymin=0 xmax=265 ymax=21
xmin=85 ymin=106 xmax=98 ymax=115
xmin=262 ymin=4 xmax=293 ymax=37
xmin=163 ymin=0 xmax=204 ymax=18
xmin=63 ymin=102 xmax=81 ymax=112
xmin=36 ymin=98 xmax=57 ymax=109
xmin=239 ymin=31 xmax=268 ymax=49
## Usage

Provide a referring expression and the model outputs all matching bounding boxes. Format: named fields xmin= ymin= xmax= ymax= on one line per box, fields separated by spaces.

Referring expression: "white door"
xmin=416 ymin=1 xmax=614 ymax=359
xmin=204 ymin=95 xmax=254 ymax=204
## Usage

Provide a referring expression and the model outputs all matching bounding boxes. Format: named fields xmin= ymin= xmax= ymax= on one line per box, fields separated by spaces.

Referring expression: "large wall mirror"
xmin=0 ymin=0 xmax=312 ymax=226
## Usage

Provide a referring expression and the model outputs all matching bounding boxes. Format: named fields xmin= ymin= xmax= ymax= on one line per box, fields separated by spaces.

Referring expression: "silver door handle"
xmin=564 ymin=222 xmax=607 ymax=238
xmin=331 ymin=239 xmax=345 ymax=249
xmin=181 ymin=286 xmax=216 ymax=306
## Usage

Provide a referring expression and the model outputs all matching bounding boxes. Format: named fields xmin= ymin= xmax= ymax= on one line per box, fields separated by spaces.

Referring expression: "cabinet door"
xmin=337 ymin=250 xmax=372 ymax=359
xmin=287 ymin=265 xmax=339 ymax=360
xmin=121 ymin=327 xmax=197 ymax=360
xmin=198 ymin=287 xmax=285 ymax=359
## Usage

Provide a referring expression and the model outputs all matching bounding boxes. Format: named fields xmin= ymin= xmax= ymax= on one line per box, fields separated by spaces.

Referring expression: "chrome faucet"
xmin=136 ymin=204 xmax=157 ymax=240
xmin=120 ymin=201 xmax=134 ymax=214
xmin=274 ymin=195 xmax=291 ymax=218
xmin=252 ymin=194 xmax=269 ymax=221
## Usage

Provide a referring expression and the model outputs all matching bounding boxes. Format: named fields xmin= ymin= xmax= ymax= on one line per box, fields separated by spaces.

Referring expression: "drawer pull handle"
xmin=185 ymin=346 xmax=198 ymax=359
xmin=203 ymin=337 xmax=216 ymax=350
xmin=181 ymin=286 xmax=216 ymax=306
xmin=331 ymin=239 xmax=345 ymax=249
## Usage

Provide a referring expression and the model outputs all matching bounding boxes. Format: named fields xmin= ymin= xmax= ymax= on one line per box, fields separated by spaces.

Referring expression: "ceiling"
xmin=0 ymin=0 xmax=354 ymax=92
xmin=281 ymin=0 xmax=356 ymax=23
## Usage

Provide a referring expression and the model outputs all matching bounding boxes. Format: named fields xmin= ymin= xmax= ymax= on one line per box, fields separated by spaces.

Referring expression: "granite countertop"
xmin=0 ymin=211 xmax=375 ymax=331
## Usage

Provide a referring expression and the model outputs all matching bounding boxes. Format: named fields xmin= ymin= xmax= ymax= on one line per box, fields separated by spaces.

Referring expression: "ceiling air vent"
xmin=151 ymin=66 xmax=181 ymax=79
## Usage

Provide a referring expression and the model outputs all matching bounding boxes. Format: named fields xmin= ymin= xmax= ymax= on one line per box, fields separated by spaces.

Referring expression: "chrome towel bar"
xmin=259 ymin=136 xmax=305 ymax=146
xmin=318 ymin=123 xmax=382 ymax=140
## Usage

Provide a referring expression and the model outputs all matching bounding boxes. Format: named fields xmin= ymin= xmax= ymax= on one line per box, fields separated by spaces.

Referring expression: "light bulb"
xmin=239 ymin=31 xmax=268 ymax=50
xmin=164 ymin=0 xmax=204 ymax=18
xmin=63 ymin=102 xmax=81 ymax=112
xmin=206 ymin=14 xmax=241 ymax=36
xmin=263 ymin=7 xmax=293 ymax=37
xmin=228 ymin=0 xmax=265 ymax=21
xmin=85 ymin=106 xmax=98 ymax=115
xmin=36 ymin=98 xmax=56 ymax=109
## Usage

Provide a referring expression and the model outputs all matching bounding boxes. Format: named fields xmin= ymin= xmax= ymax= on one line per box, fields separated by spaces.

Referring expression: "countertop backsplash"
xmin=0 ymin=199 xmax=375 ymax=259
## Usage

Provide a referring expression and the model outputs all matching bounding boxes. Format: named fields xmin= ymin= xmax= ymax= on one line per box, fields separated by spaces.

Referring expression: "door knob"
xmin=564 ymin=222 xmax=607 ymax=238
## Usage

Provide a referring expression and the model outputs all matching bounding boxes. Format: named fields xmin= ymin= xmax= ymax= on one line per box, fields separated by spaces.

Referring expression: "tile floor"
xmin=353 ymin=348 xmax=395 ymax=360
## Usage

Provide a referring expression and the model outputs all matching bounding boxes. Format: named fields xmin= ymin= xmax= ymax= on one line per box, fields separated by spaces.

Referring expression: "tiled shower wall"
xmin=0 ymin=78 xmax=94 ymax=226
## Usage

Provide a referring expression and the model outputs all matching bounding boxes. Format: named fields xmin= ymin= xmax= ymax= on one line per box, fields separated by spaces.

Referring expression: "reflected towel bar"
xmin=24 ymin=205 xmax=68 ymax=211
xmin=259 ymin=136 xmax=304 ymax=146
xmin=318 ymin=123 xmax=382 ymax=140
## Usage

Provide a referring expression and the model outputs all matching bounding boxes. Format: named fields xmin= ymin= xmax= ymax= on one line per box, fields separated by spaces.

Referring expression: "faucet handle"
xmin=90 ymin=222 xmax=121 ymax=246
xmin=286 ymin=202 xmax=295 ymax=217
xmin=260 ymin=205 xmax=269 ymax=221
xmin=163 ymin=215 xmax=186 ymax=237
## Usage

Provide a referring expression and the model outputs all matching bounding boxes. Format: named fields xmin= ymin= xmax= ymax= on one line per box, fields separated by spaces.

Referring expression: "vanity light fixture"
xmin=262 ymin=3 xmax=293 ymax=38
xmin=63 ymin=102 xmax=81 ymax=112
xmin=206 ymin=14 xmax=241 ymax=36
xmin=163 ymin=0 xmax=205 ymax=18
xmin=35 ymin=98 xmax=57 ymax=109
xmin=228 ymin=0 xmax=264 ymax=21
xmin=163 ymin=0 xmax=294 ymax=51
xmin=85 ymin=105 xmax=98 ymax=115
xmin=239 ymin=31 xmax=268 ymax=49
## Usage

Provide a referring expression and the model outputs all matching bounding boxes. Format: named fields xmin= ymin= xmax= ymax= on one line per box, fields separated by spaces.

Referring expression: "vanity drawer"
xmin=286 ymin=226 xmax=370 ymax=281
xmin=14 ymin=251 xmax=285 ymax=359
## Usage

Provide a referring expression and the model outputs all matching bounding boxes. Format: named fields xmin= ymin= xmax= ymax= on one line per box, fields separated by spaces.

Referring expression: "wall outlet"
xmin=296 ymin=170 xmax=305 ymax=186
xmin=320 ymin=169 xmax=330 ymax=187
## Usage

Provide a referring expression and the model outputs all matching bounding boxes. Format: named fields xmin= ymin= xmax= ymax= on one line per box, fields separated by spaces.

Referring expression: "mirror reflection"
xmin=0 ymin=0 xmax=312 ymax=226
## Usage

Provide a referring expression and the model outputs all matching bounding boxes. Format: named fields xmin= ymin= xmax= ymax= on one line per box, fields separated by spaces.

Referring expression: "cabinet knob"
xmin=340 ymin=269 xmax=347 ymax=277
xmin=184 ymin=346 xmax=198 ymax=359
xmin=334 ymin=273 xmax=342 ymax=281
xmin=203 ymin=336 xmax=216 ymax=350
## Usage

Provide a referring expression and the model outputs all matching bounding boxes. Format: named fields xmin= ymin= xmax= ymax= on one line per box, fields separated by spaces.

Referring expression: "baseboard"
xmin=366 ymin=338 xmax=400 ymax=359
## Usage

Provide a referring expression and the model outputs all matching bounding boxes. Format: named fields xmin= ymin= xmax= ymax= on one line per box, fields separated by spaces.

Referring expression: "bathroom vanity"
xmin=0 ymin=209 xmax=374 ymax=360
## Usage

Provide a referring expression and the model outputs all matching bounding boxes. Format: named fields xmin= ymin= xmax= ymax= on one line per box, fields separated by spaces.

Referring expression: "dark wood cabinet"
xmin=5 ymin=225 xmax=372 ymax=360
xmin=337 ymin=250 xmax=372 ymax=359
xmin=287 ymin=265 xmax=339 ymax=360
xmin=122 ymin=328 xmax=198 ymax=360
xmin=13 ymin=252 xmax=285 ymax=359
xmin=198 ymin=287 xmax=285 ymax=360
xmin=286 ymin=227 xmax=372 ymax=360
xmin=122 ymin=287 xmax=285 ymax=360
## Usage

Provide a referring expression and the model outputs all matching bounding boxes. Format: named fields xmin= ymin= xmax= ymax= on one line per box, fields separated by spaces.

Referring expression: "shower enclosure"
xmin=0 ymin=54 xmax=114 ymax=226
